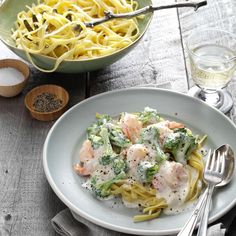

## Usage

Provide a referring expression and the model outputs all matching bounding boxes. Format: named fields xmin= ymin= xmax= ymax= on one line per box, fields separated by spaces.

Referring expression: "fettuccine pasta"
xmin=111 ymin=180 xmax=168 ymax=222
xmin=74 ymin=107 xmax=207 ymax=222
xmin=11 ymin=0 xmax=140 ymax=72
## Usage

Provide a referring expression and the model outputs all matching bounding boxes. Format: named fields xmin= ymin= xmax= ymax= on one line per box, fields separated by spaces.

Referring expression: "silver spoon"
xmin=73 ymin=1 xmax=207 ymax=29
xmin=196 ymin=144 xmax=234 ymax=236
xmin=215 ymin=144 xmax=234 ymax=187
xmin=177 ymin=144 xmax=234 ymax=236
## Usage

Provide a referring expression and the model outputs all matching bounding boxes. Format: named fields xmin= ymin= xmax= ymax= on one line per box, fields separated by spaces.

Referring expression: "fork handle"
xmin=196 ymin=184 xmax=215 ymax=236
xmin=84 ymin=1 xmax=207 ymax=27
xmin=177 ymin=188 xmax=208 ymax=236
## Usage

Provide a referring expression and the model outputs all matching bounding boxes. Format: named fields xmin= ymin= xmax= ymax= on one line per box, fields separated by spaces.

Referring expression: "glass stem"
xmin=198 ymin=90 xmax=223 ymax=108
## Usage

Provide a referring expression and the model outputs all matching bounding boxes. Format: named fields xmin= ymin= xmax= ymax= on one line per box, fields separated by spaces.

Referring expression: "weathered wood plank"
xmin=0 ymin=41 xmax=86 ymax=235
xmin=178 ymin=0 xmax=236 ymax=39
xmin=89 ymin=5 xmax=188 ymax=95
xmin=0 ymin=1 xmax=189 ymax=235
xmin=177 ymin=0 xmax=236 ymax=117
xmin=1 ymin=0 xmax=235 ymax=235
xmin=177 ymin=0 xmax=236 ymax=84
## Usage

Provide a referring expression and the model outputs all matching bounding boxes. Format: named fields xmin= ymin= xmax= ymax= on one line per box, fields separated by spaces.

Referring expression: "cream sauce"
xmin=152 ymin=160 xmax=190 ymax=214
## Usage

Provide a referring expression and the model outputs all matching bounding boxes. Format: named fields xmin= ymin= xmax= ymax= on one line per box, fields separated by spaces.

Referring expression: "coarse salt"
xmin=0 ymin=67 xmax=25 ymax=86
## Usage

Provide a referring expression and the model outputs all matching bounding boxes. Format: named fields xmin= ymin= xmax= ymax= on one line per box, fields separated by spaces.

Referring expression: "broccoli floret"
xmin=138 ymin=107 xmax=161 ymax=125
xmin=137 ymin=161 xmax=159 ymax=183
xmin=99 ymin=127 xmax=117 ymax=165
xmin=91 ymin=172 xmax=126 ymax=198
xmin=106 ymin=123 xmax=131 ymax=148
xmin=112 ymin=158 xmax=128 ymax=175
xmin=99 ymin=128 xmax=128 ymax=173
xmin=139 ymin=126 xmax=167 ymax=162
xmin=140 ymin=126 xmax=160 ymax=145
xmin=96 ymin=113 xmax=112 ymax=126
xmin=87 ymin=123 xmax=100 ymax=137
xmin=163 ymin=128 xmax=197 ymax=164
xmin=88 ymin=134 xmax=103 ymax=149
xmin=87 ymin=113 xmax=130 ymax=150
xmin=91 ymin=176 xmax=113 ymax=198
xmin=99 ymin=155 xmax=113 ymax=165
xmin=87 ymin=113 xmax=111 ymax=137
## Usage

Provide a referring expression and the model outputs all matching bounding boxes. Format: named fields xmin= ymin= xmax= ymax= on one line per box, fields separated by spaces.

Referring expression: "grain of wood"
xmin=0 ymin=43 xmax=86 ymax=235
xmin=178 ymin=0 xmax=236 ymax=82
xmin=0 ymin=7 xmax=188 ymax=235
xmin=177 ymin=0 xmax=236 ymax=114
xmin=89 ymin=7 xmax=188 ymax=95
xmin=0 ymin=1 xmax=236 ymax=235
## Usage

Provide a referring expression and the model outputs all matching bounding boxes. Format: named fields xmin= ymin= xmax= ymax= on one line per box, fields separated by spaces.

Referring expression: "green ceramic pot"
xmin=0 ymin=0 xmax=153 ymax=73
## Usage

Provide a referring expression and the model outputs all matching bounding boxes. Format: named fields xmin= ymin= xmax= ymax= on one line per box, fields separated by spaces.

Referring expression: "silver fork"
xmin=177 ymin=149 xmax=225 ymax=236
xmin=196 ymin=149 xmax=226 ymax=236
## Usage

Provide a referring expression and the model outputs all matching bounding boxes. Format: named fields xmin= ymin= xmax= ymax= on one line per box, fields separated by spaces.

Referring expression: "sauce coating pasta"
xmin=74 ymin=107 xmax=207 ymax=222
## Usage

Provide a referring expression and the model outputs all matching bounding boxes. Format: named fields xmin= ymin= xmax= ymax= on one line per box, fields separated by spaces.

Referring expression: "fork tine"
xmin=210 ymin=149 xmax=216 ymax=171
xmin=205 ymin=149 xmax=212 ymax=170
xmin=215 ymin=151 xmax=221 ymax=172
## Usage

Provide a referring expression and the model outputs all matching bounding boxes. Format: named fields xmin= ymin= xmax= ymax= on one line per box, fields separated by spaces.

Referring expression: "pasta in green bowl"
xmin=0 ymin=0 xmax=152 ymax=73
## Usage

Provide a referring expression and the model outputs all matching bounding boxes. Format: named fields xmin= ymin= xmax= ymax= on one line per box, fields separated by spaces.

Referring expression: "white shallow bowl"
xmin=43 ymin=88 xmax=236 ymax=235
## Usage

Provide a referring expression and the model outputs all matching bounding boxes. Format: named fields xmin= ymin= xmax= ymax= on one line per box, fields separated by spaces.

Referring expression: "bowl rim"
xmin=24 ymin=84 xmax=69 ymax=115
xmin=0 ymin=58 xmax=30 ymax=87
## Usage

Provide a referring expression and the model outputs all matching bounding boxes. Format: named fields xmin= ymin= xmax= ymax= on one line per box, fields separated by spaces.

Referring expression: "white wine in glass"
xmin=186 ymin=29 xmax=236 ymax=113
xmin=190 ymin=44 xmax=236 ymax=90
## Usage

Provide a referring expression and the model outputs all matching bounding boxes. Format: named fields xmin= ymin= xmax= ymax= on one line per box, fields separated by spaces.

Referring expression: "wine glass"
xmin=186 ymin=28 xmax=236 ymax=113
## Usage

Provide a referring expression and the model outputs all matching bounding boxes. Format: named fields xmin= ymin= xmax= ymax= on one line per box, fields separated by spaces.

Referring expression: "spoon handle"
xmin=196 ymin=184 xmax=215 ymax=236
xmin=177 ymin=188 xmax=208 ymax=236
xmin=84 ymin=1 xmax=207 ymax=27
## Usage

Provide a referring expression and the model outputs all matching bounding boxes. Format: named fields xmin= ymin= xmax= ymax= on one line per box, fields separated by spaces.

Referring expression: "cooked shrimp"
xmin=152 ymin=160 xmax=189 ymax=213
xmin=126 ymin=144 xmax=148 ymax=170
xmin=93 ymin=146 xmax=104 ymax=159
xmin=74 ymin=140 xmax=94 ymax=176
xmin=161 ymin=161 xmax=188 ymax=189
xmin=150 ymin=120 xmax=184 ymax=145
xmin=152 ymin=161 xmax=188 ymax=191
xmin=120 ymin=113 xmax=142 ymax=143
xmin=74 ymin=164 xmax=91 ymax=176
xmin=150 ymin=121 xmax=173 ymax=144
xmin=79 ymin=140 xmax=94 ymax=163
xmin=167 ymin=121 xmax=185 ymax=129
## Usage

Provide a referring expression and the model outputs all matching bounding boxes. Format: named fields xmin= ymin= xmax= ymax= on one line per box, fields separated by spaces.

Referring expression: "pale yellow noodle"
xmin=118 ymin=141 xmax=207 ymax=223
xmin=186 ymin=150 xmax=204 ymax=201
xmin=110 ymin=144 xmax=205 ymax=222
xmin=111 ymin=181 xmax=168 ymax=222
xmin=12 ymin=0 xmax=140 ymax=72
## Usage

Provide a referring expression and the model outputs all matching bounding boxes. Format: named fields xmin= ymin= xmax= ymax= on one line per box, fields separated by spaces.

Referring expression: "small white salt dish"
xmin=0 ymin=59 xmax=29 ymax=97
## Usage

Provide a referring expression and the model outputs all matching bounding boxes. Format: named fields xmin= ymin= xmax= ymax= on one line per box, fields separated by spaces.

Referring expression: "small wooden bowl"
xmin=0 ymin=59 xmax=30 ymax=97
xmin=24 ymin=84 xmax=69 ymax=121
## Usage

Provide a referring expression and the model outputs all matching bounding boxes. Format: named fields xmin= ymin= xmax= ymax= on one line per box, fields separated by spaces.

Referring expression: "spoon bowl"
xmin=216 ymin=144 xmax=234 ymax=187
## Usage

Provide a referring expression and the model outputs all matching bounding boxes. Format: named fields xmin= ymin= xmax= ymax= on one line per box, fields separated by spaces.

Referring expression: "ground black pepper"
xmin=33 ymin=92 xmax=62 ymax=112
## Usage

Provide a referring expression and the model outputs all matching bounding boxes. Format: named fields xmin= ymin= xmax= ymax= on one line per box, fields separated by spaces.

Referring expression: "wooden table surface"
xmin=0 ymin=0 xmax=236 ymax=235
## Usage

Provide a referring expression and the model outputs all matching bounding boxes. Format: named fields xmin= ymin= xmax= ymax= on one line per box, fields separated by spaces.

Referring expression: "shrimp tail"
xmin=74 ymin=163 xmax=91 ymax=176
xmin=168 ymin=121 xmax=185 ymax=129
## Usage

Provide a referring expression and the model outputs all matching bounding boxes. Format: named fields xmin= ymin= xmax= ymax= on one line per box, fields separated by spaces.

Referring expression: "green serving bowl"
xmin=0 ymin=0 xmax=152 ymax=73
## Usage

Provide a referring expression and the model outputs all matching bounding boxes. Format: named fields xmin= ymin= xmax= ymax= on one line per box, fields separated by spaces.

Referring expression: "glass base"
xmin=188 ymin=86 xmax=233 ymax=114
